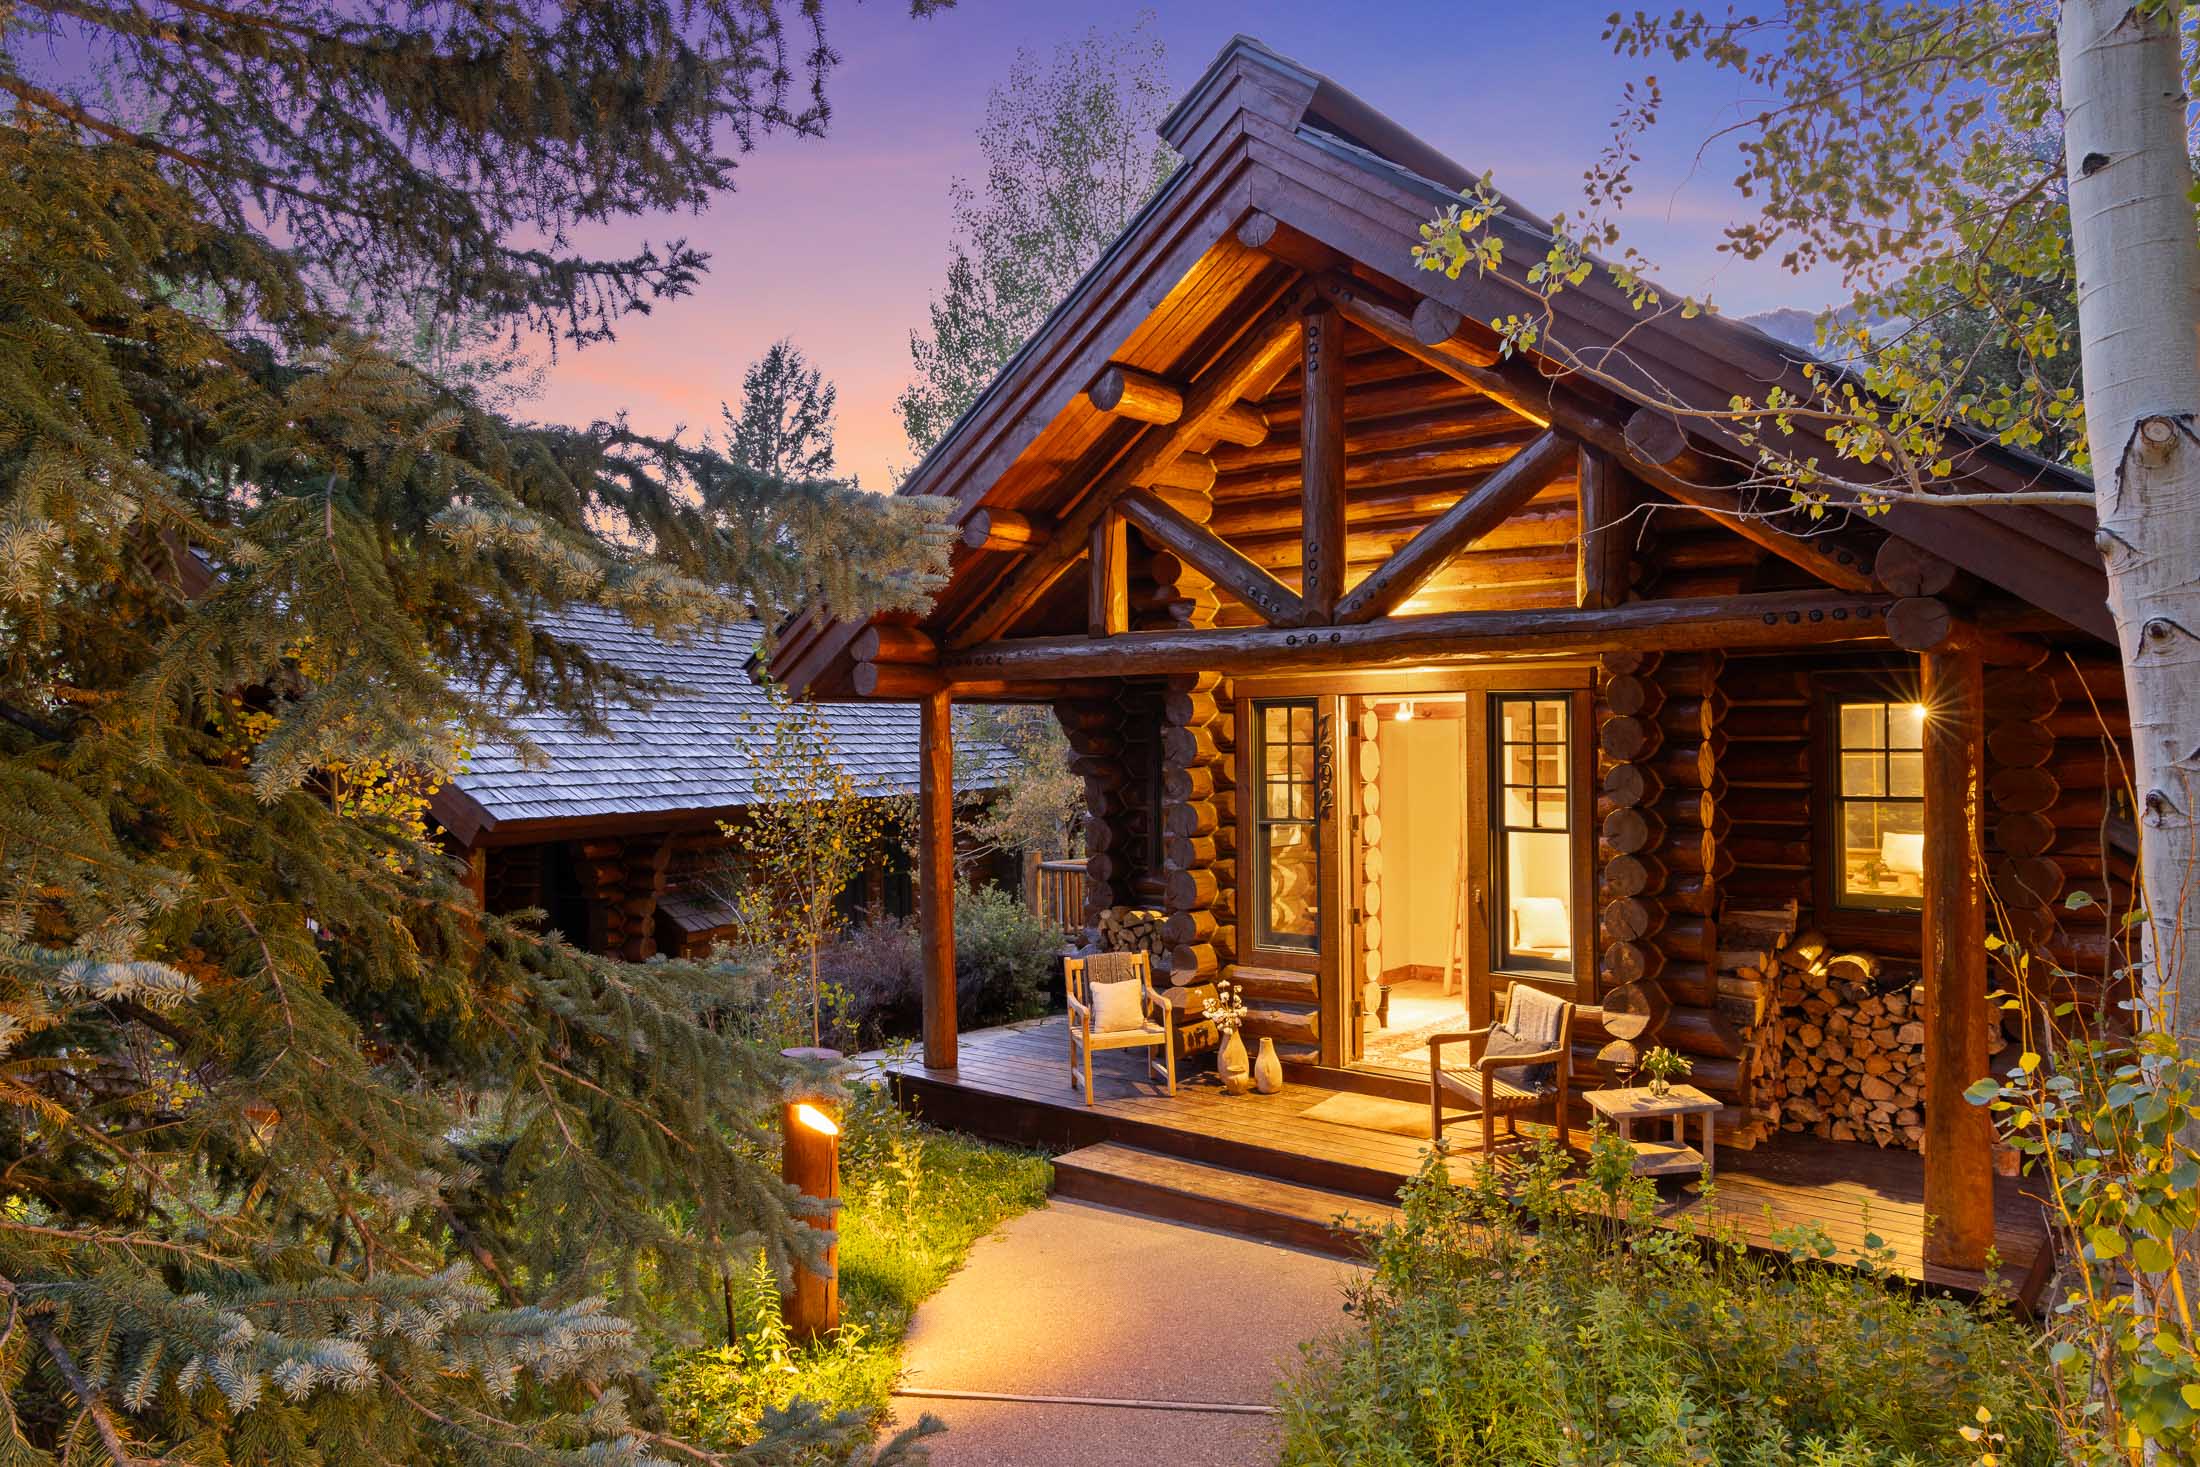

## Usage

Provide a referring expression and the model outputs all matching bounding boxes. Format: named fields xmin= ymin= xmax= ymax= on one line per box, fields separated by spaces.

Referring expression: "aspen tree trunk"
xmin=2060 ymin=0 xmax=2200 ymax=1043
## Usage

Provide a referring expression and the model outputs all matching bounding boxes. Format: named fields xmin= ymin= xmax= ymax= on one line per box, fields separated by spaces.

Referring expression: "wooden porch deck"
xmin=885 ymin=1016 xmax=2056 ymax=1306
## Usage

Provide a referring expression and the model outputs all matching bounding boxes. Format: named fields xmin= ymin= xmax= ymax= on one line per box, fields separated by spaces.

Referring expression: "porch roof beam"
xmin=940 ymin=590 xmax=1895 ymax=681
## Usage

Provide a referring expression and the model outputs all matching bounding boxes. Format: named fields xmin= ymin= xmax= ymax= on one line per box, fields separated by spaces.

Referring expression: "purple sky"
xmin=534 ymin=1 xmax=1842 ymax=489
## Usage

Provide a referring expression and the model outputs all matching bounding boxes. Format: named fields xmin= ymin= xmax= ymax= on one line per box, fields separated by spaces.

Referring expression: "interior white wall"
xmin=1375 ymin=716 xmax=1465 ymax=971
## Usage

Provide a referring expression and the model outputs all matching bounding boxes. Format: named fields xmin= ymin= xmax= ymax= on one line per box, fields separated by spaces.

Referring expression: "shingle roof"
xmin=445 ymin=606 xmax=1012 ymax=836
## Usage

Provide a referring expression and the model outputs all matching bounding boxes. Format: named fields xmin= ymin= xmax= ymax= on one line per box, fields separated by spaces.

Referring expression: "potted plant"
xmin=1203 ymin=979 xmax=1252 ymax=1095
xmin=1639 ymin=1045 xmax=1692 ymax=1099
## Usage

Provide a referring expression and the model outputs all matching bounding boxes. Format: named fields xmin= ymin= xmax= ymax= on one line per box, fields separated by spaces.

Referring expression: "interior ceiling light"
xmin=1395 ymin=699 xmax=1415 ymax=722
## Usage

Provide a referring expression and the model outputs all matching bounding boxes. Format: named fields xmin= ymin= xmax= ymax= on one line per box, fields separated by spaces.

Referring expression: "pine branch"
xmin=0 ymin=1275 xmax=145 ymax=1466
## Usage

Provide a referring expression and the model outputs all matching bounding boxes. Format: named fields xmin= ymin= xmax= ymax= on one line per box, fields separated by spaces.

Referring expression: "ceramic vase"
xmin=1217 ymin=1028 xmax=1252 ymax=1095
xmin=1253 ymin=1036 xmax=1284 ymax=1095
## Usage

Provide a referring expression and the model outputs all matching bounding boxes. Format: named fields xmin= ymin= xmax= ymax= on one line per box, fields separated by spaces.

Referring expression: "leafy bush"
xmin=656 ymin=1073 xmax=1050 ymax=1457
xmin=1280 ymin=1131 xmax=2053 ymax=1466
xmin=821 ymin=882 xmax=1060 ymax=1046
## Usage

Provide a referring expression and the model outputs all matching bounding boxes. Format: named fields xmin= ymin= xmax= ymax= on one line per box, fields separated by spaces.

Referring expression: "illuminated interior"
xmin=1347 ymin=690 xmax=1575 ymax=1073
xmin=1834 ymin=700 xmax=1926 ymax=909
xmin=1253 ymin=701 xmax=1319 ymax=949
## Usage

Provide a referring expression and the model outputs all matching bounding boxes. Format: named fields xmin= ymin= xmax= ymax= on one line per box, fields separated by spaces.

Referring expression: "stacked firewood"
xmin=1769 ymin=929 xmax=2010 ymax=1149
xmin=1097 ymin=905 xmax=1168 ymax=957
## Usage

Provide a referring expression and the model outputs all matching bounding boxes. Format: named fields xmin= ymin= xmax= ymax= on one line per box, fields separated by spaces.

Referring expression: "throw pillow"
xmin=1481 ymin=1022 xmax=1557 ymax=1091
xmin=1088 ymin=977 xmax=1147 ymax=1034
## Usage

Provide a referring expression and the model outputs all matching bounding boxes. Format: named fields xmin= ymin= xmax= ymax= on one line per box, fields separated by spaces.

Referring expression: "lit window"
xmin=1253 ymin=700 xmax=1319 ymax=950
xmin=1492 ymin=696 xmax=1571 ymax=974
xmin=1834 ymin=700 xmax=1926 ymax=910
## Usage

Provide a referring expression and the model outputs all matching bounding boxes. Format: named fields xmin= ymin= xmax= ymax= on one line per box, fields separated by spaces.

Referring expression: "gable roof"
xmin=769 ymin=35 xmax=2105 ymax=696
xmin=436 ymin=606 xmax=1014 ymax=847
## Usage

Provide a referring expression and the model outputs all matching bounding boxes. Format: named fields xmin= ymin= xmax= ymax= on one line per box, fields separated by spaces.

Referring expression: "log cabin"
xmin=767 ymin=37 xmax=2124 ymax=1278
xmin=433 ymin=606 xmax=1016 ymax=959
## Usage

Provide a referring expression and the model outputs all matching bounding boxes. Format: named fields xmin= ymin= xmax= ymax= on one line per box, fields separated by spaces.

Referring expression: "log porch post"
xmin=1920 ymin=642 xmax=1995 ymax=1269
xmin=919 ymin=687 xmax=957 ymax=1069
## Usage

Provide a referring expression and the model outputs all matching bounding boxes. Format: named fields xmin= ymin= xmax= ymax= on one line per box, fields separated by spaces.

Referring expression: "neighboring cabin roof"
xmin=768 ymin=34 xmax=2106 ymax=696
xmin=436 ymin=606 xmax=1013 ymax=847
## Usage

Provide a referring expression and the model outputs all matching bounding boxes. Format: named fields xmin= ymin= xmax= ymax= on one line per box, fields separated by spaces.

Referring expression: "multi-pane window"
xmin=1492 ymin=696 xmax=1571 ymax=974
xmin=1254 ymin=700 xmax=1319 ymax=950
xmin=1834 ymin=700 xmax=1926 ymax=910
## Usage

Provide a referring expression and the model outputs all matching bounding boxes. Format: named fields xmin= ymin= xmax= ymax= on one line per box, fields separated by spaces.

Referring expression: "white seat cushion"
xmin=1088 ymin=977 xmax=1147 ymax=1033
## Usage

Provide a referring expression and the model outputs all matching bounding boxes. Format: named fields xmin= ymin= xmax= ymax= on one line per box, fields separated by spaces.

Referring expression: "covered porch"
xmin=882 ymin=1015 xmax=2057 ymax=1307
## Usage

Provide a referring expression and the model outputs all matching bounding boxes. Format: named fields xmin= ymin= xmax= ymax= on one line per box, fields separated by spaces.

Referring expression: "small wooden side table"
xmin=1585 ymin=1084 xmax=1721 ymax=1179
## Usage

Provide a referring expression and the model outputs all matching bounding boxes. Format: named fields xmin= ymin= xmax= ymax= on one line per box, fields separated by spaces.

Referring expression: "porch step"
xmin=1052 ymin=1142 xmax=1401 ymax=1258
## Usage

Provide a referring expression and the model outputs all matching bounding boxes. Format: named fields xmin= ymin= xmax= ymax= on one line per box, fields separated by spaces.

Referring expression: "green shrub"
xmin=656 ymin=1073 xmax=1050 ymax=1457
xmin=1280 ymin=1132 xmax=2053 ymax=1467
xmin=822 ymin=881 xmax=1060 ymax=1046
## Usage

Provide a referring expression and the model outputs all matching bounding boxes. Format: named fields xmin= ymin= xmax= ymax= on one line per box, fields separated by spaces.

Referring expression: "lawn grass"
xmin=655 ymin=1087 xmax=1051 ymax=1456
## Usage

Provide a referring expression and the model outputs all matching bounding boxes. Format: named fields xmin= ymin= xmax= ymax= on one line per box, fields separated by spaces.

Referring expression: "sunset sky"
xmin=531 ymin=2 xmax=1845 ymax=491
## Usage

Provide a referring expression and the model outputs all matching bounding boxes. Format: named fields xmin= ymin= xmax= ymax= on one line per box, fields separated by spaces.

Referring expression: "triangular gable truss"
xmin=770 ymin=38 xmax=2105 ymax=701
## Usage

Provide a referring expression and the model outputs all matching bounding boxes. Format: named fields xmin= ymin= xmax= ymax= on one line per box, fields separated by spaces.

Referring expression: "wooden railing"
xmin=1032 ymin=858 xmax=1087 ymax=935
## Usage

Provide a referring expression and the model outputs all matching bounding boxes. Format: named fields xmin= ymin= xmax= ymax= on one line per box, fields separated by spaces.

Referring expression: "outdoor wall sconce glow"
xmin=781 ymin=1095 xmax=841 ymax=1342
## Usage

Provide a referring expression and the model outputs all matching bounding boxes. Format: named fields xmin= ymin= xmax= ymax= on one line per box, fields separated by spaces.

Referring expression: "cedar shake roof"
xmin=436 ymin=606 xmax=1013 ymax=846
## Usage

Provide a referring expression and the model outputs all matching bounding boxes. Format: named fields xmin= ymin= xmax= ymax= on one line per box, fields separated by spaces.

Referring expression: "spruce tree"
xmin=0 ymin=3 xmax=951 ymax=1461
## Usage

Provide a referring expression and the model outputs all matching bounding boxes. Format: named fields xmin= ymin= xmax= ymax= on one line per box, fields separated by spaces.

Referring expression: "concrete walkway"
xmin=887 ymin=1200 xmax=1365 ymax=1465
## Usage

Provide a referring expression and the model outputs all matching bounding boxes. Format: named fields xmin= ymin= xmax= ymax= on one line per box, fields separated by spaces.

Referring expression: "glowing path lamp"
xmin=780 ymin=1052 xmax=843 ymax=1341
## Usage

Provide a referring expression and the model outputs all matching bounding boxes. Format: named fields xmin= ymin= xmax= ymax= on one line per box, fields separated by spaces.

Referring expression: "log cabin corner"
xmin=768 ymin=36 xmax=2119 ymax=1291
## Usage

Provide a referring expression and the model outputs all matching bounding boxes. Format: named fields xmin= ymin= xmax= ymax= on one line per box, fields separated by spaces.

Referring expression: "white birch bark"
xmin=2059 ymin=0 xmax=2200 ymax=1043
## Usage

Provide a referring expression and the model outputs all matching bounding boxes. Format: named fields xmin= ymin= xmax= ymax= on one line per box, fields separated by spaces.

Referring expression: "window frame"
xmin=1247 ymin=696 xmax=1323 ymax=956
xmin=1812 ymin=671 xmax=1928 ymax=940
xmin=1486 ymin=692 xmax=1577 ymax=979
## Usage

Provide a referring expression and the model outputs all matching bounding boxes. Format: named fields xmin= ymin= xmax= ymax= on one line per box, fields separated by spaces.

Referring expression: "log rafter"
xmin=944 ymin=283 xmax=1313 ymax=650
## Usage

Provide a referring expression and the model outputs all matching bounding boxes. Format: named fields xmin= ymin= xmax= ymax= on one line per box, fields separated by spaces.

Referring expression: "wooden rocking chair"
xmin=1428 ymin=983 xmax=1575 ymax=1156
xmin=1064 ymin=951 xmax=1177 ymax=1106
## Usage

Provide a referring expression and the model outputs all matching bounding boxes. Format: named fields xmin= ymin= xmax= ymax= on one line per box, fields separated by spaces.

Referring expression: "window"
xmin=1491 ymin=695 xmax=1572 ymax=975
xmin=1833 ymin=699 xmax=1926 ymax=910
xmin=1253 ymin=700 xmax=1319 ymax=950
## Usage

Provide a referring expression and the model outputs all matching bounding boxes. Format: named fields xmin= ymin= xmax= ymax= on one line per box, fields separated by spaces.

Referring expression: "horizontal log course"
xmin=1603 ymin=674 xmax=1665 ymax=718
xmin=1168 ymin=943 xmax=1219 ymax=983
xmin=1574 ymin=1008 xmax=1748 ymax=1071
xmin=1601 ymin=762 xmax=1664 ymax=809
xmin=1089 ymin=364 xmax=1271 ymax=447
xmin=1653 ymin=918 xmax=1716 ymax=964
xmin=1601 ymin=896 xmax=1663 ymax=942
xmin=1214 ymin=398 xmax=1522 ymax=472
xmin=1720 ymin=743 xmax=1812 ymax=785
xmin=1602 ymin=807 xmax=1664 ymax=855
xmin=1987 ymin=720 xmax=2057 ymax=768
xmin=1242 ymin=1006 xmax=1319 ymax=1047
xmin=940 ymin=592 xmax=1896 ymax=680
xmin=1655 ymin=695 xmax=1725 ymax=741
xmin=1599 ymin=715 xmax=1664 ymax=761
xmin=1985 ymin=669 xmax=2062 ymax=722
xmin=1992 ymin=810 xmax=2056 ymax=859
xmin=1231 ymin=966 xmax=1320 ymax=1004
xmin=1600 ymin=936 xmax=1664 ymax=987
xmin=1601 ymin=852 xmax=1667 ymax=898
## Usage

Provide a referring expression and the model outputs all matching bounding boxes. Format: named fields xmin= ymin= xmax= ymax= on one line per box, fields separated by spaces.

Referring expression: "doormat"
xmin=1301 ymin=1091 xmax=1431 ymax=1139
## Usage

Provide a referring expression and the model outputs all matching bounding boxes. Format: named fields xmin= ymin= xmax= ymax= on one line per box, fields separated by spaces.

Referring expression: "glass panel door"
xmin=1252 ymin=700 xmax=1320 ymax=951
